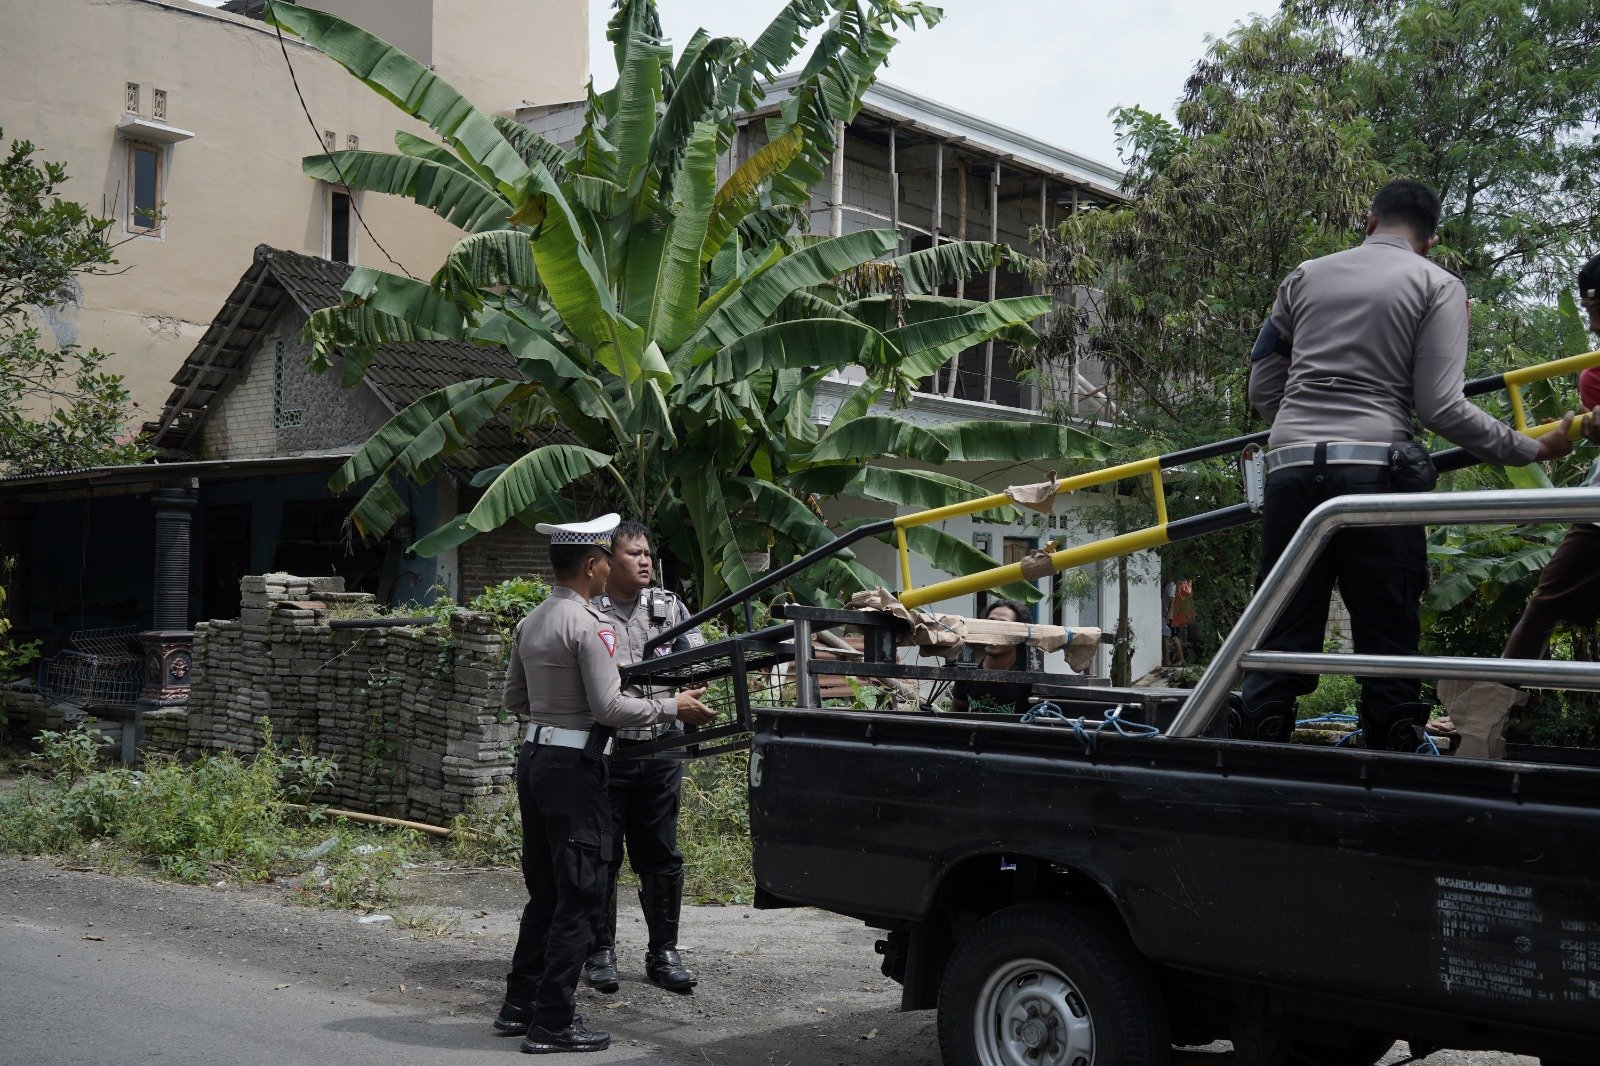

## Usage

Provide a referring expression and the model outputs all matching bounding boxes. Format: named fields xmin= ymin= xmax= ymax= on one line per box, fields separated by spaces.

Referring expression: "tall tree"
xmin=0 ymin=132 xmax=145 ymax=473
xmin=1288 ymin=0 xmax=1600 ymax=300
xmin=267 ymin=1 xmax=1100 ymax=607
xmin=1028 ymin=14 xmax=1381 ymax=650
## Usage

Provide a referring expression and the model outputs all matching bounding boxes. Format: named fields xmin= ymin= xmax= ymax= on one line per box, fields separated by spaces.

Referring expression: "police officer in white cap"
xmin=494 ymin=513 xmax=714 ymax=1054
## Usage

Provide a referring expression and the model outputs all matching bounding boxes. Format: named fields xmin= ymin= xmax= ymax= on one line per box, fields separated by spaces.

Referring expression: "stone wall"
xmin=457 ymin=519 xmax=551 ymax=600
xmin=185 ymin=573 xmax=517 ymax=823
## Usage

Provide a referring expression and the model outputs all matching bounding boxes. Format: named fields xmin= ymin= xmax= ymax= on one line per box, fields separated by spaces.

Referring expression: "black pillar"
xmin=139 ymin=484 xmax=198 ymax=711
xmin=151 ymin=486 xmax=197 ymax=631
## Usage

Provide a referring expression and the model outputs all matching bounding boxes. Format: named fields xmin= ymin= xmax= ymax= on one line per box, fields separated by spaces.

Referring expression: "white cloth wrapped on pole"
xmin=845 ymin=588 xmax=1101 ymax=673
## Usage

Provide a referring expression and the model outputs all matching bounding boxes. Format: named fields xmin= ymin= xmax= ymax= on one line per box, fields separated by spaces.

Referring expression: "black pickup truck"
xmin=747 ymin=703 xmax=1600 ymax=1066
xmin=731 ymin=490 xmax=1600 ymax=1066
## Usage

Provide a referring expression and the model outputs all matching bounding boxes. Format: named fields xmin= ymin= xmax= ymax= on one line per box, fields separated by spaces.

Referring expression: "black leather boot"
xmin=520 ymin=1015 xmax=610 ymax=1054
xmin=1358 ymin=701 xmax=1431 ymax=753
xmin=1229 ymin=700 xmax=1298 ymax=743
xmin=494 ymin=998 xmax=531 ymax=1035
xmin=640 ymin=872 xmax=697 ymax=991
xmin=581 ymin=882 xmax=620 ymax=992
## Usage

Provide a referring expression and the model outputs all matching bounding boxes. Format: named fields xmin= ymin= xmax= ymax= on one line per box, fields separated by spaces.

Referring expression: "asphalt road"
xmin=0 ymin=859 xmax=1543 ymax=1066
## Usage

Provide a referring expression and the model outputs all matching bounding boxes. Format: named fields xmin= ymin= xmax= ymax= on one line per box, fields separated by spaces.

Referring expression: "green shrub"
xmin=1295 ymin=673 xmax=1361 ymax=720
xmin=448 ymin=791 xmax=522 ymax=867
xmin=468 ymin=576 xmax=553 ymax=636
xmin=0 ymin=719 xmax=418 ymax=904
xmin=679 ymin=753 xmax=752 ymax=904
xmin=291 ymin=825 xmax=419 ymax=908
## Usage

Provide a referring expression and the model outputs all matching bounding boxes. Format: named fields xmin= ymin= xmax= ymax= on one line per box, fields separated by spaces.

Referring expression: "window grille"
xmin=273 ymin=340 xmax=303 ymax=428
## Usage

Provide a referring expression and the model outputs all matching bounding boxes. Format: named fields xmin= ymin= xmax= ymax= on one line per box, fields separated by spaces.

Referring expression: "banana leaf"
xmin=691 ymin=229 xmax=901 ymax=349
xmin=852 ymin=467 xmax=1019 ymax=523
xmin=410 ymin=445 xmax=612 ymax=557
xmin=891 ymin=525 xmax=1041 ymax=604
xmin=302 ymin=150 xmax=512 ymax=233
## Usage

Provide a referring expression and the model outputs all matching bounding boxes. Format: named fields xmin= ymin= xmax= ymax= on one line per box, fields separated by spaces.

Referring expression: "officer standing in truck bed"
xmin=1242 ymin=179 xmax=1576 ymax=751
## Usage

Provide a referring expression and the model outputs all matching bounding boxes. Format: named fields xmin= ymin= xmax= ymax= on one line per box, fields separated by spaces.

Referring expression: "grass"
xmin=0 ymin=720 xmax=424 ymax=909
xmin=3 ymin=716 xmax=758 ymax=908
xmin=447 ymin=752 xmax=756 ymax=904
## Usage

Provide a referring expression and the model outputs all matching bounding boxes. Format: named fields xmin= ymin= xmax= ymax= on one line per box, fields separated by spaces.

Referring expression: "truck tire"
xmin=1286 ymin=1033 xmax=1395 ymax=1066
xmin=937 ymin=902 xmax=1170 ymax=1066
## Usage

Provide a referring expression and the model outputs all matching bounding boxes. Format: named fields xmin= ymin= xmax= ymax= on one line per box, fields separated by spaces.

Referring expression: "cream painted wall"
xmin=432 ymin=0 xmax=591 ymax=114
xmin=0 ymin=0 xmax=587 ymax=427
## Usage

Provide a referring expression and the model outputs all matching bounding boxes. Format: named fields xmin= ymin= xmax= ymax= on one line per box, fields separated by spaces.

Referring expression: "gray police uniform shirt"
xmin=1248 ymin=233 xmax=1539 ymax=467
xmin=502 ymin=586 xmax=677 ymax=732
xmin=595 ymin=589 xmax=704 ymax=740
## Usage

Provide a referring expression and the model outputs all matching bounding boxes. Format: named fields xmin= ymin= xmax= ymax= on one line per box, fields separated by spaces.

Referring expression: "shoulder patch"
xmin=597 ymin=628 xmax=618 ymax=657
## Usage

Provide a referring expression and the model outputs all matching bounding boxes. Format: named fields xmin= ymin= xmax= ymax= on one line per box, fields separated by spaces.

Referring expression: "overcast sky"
xmin=588 ymin=0 xmax=1275 ymax=167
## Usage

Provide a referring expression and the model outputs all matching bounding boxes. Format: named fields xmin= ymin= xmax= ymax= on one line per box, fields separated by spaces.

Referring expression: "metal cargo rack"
xmin=614 ymin=627 xmax=795 ymax=760
xmin=36 ymin=625 xmax=143 ymax=708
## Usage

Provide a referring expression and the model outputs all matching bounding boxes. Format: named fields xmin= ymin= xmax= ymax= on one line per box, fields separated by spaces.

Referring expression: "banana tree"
xmin=267 ymin=0 xmax=1103 ymax=606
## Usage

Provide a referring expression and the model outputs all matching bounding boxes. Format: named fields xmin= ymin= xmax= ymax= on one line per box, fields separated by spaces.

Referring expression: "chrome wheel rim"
xmin=973 ymin=957 xmax=1095 ymax=1066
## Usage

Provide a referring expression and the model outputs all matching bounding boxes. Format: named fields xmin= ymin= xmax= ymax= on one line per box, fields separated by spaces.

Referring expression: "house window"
xmin=128 ymin=143 xmax=163 ymax=235
xmin=324 ymin=187 xmax=355 ymax=264
xmin=273 ymin=340 xmax=303 ymax=428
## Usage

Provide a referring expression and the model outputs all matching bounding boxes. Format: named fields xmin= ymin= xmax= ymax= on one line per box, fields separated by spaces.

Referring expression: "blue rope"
xmin=1020 ymin=702 xmax=1161 ymax=755
xmin=1296 ymin=713 xmax=1439 ymax=755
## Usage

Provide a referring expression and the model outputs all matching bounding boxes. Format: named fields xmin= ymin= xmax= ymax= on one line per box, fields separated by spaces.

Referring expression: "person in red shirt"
xmin=1437 ymin=254 xmax=1600 ymax=755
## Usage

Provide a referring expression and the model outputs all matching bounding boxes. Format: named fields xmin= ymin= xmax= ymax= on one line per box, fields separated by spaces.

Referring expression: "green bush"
xmin=0 ymin=719 xmax=421 ymax=904
xmin=468 ymin=576 xmax=553 ymax=636
xmin=448 ymin=791 xmax=522 ymax=867
xmin=291 ymin=824 xmax=419 ymax=908
xmin=1295 ymin=673 xmax=1362 ymax=720
xmin=680 ymin=753 xmax=752 ymax=904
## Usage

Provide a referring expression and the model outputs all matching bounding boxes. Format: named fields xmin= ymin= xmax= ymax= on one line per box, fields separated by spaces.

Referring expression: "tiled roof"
xmin=149 ymin=246 xmax=535 ymax=468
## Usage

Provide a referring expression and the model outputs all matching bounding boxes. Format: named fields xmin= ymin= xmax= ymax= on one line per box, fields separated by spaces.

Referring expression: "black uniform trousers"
xmin=506 ymin=741 xmax=613 ymax=1029
xmin=593 ymin=731 xmax=685 ymax=952
xmin=1239 ymin=462 xmax=1426 ymax=739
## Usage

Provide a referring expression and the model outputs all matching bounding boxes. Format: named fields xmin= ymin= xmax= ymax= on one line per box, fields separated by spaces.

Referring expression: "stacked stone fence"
xmin=188 ymin=574 xmax=516 ymax=823
xmin=5 ymin=574 xmax=518 ymax=826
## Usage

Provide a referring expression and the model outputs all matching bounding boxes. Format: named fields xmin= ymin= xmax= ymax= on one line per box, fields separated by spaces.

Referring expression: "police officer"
xmin=581 ymin=521 xmax=704 ymax=995
xmin=494 ymin=514 xmax=714 ymax=1055
xmin=1241 ymin=179 xmax=1576 ymax=750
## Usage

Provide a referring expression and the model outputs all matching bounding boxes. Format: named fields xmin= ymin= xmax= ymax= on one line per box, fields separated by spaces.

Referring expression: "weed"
xmin=679 ymin=753 xmax=753 ymax=904
xmin=393 ymin=907 xmax=462 ymax=938
xmin=448 ymin=791 xmax=521 ymax=867
xmin=290 ymin=826 xmax=420 ymax=908
xmin=1296 ymin=673 xmax=1362 ymax=720
xmin=0 ymin=718 xmax=415 ymax=907
xmin=35 ymin=719 xmax=106 ymax=784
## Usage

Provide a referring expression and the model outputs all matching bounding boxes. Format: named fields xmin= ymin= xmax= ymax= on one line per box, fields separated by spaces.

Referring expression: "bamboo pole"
xmin=947 ymin=157 xmax=968 ymax=397
xmin=285 ymin=802 xmax=468 ymax=839
xmin=888 ymin=124 xmax=900 ymax=253
xmin=983 ymin=163 xmax=1000 ymax=403
xmin=830 ymin=120 xmax=845 ymax=237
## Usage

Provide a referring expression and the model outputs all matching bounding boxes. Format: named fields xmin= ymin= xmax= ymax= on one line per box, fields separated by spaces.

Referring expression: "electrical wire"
xmin=271 ymin=14 xmax=415 ymax=279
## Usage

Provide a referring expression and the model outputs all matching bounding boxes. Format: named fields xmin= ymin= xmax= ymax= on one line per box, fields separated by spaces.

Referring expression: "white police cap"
xmin=535 ymin=512 xmax=620 ymax=552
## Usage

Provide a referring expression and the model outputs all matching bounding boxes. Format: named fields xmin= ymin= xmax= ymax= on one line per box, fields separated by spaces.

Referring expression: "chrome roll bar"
xmin=1167 ymin=488 xmax=1600 ymax=738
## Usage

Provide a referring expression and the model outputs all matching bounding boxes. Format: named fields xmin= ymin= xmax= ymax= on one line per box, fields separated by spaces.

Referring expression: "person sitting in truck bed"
xmin=950 ymin=599 xmax=1037 ymax=715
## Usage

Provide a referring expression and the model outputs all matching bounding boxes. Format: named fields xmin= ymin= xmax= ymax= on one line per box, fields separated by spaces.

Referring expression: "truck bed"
xmin=748 ymin=706 xmax=1600 ymax=1053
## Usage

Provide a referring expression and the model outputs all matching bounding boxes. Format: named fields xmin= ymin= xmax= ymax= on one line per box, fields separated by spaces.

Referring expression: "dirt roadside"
xmin=0 ymin=858 xmax=1536 ymax=1066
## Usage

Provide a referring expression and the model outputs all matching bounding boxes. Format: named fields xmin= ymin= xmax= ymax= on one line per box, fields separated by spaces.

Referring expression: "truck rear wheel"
xmin=937 ymin=902 xmax=1170 ymax=1066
